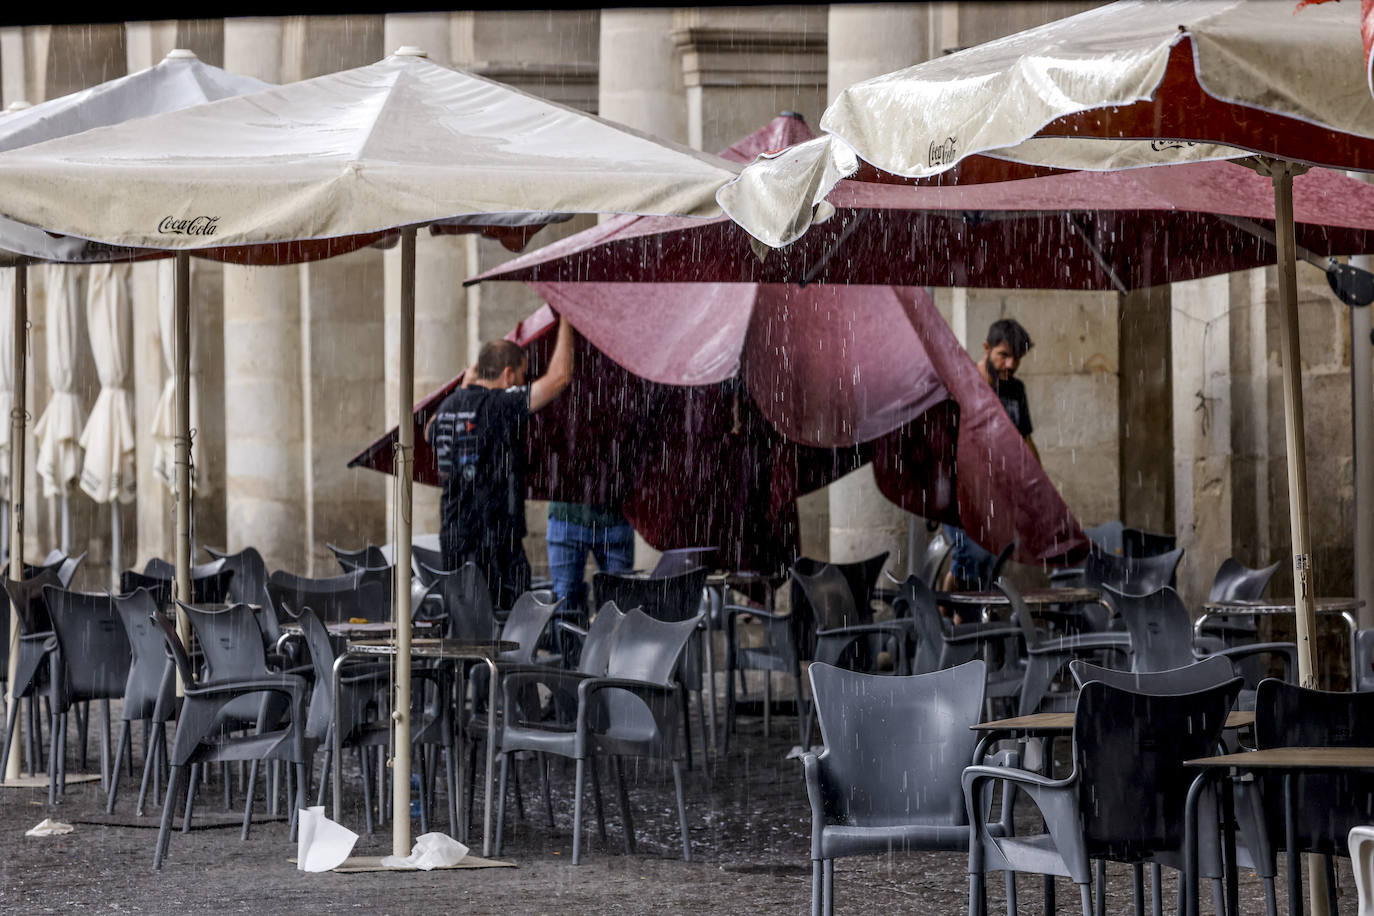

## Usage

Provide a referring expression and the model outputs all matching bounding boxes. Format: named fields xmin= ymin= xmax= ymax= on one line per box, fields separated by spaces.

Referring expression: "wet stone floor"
xmin=0 ymin=689 xmax=1354 ymax=915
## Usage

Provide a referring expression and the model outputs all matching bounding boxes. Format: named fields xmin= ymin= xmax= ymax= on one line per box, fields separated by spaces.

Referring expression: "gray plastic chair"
xmin=266 ymin=567 xmax=390 ymax=624
xmin=998 ymin=577 xmax=1131 ymax=716
xmin=327 ymin=542 xmax=388 ymax=573
xmin=0 ymin=566 xmax=63 ymax=780
xmin=138 ymin=556 xmax=235 ymax=605
xmin=1083 ymin=546 xmax=1183 ymax=594
xmin=1197 ymin=557 xmax=1280 ymax=654
xmin=421 ymin=561 xmax=497 ymax=640
xmin=804 ymin=660 xmax=1015 ymax=916
xmin=203 ymin=546 xmax=281 ymax=650
xmin=44 ymin=587 xmax=132 ymax=804
xmin=149 ymin=612 xmax=309 ymax=869
xmin=108 ymin=588 xmax=176 ymax=816
xmin=918 ymin=529 xmax=955 ymax=589
xmin=1101 ymin=584 xmax=1296 ymax=707
xmin=493 ymin=607 xmax=701 ymax=864
xmin=964 ymin=675 xmax=1242 ymax=916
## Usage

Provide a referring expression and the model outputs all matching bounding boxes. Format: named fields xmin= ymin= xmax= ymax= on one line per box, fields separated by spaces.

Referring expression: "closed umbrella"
xmin=78 ymin=263 xmax=134 ymax=589
xmin=722 ymin=0 xmax=1374 ymax=694
xmin=151 ymin=263 xmax=202 ymax=498
xmin=0 ymin=47 xmax=737 ymax=858
xmin=32 ymin=265 xmax=83 ymax=552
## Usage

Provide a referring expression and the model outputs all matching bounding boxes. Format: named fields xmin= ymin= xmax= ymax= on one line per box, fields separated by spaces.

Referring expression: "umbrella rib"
xmin=1066 ymin=215 xmax=1129 ymax=296
xmin=1215 ymin=214 xmax=1330 ymax=271
xmin=795 ymin=209 xmax=869 ymax=287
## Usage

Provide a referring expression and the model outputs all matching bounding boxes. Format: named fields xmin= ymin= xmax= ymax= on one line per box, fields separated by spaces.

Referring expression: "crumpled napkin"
xmin=26 ymin=818 xmax=73 ymax=836
xmin=296 ymin=806 xmax=359 ymax=872
xmin=381 ymin=832 xmax=469 ymax=870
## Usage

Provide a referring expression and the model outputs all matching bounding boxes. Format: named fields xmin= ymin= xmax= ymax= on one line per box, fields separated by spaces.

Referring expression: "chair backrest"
xmin=293 ymin=608 xmax=355 ymax=741
xmin=411 ymin=544 xmax=447 ymax=586
xmin=604 ymin=607 xmax=701 ymax=685
xmin=45 ymin=586 xmax=132 ymax=707
xmin=917 ymin=529 xmax=954 ymax=590
xmin=1083 ymin=546 xmax=1183 ymax=595
xmin=579 ymin=601 xmax=628 ymax=675
xmin=592 ymin=568 xmax=709 ymax=625
xmin=266 ymin=567 xmax=390 ymax=624
xmin=1207 ymin=557 xmax=1280 ymax=602
xmin=1102 ymin=584 xmax=1197 ymax=672
xmin=996 ymin=577 xmax=1043 ymax=651
xmin=892 ymin=573 xmax=948 ymax=674
xmin=178 ymin=601 xmax=272 ymax=682
xmin=499 ymin=591 xmax=564 ymax=663
xmin=328 ymin=543 xmax=389 ymax=574
xmin=127 ymin=558 xmax=236 ymax=606
xmin=790 ymin=564 xmax=864 ymax=631
xmin=1085 ymin=521 xmax=1125 ymax=556
xmin=1073 ymin=677 xmax=1241 ymax=855
xmin=149 ymin=608 xmax=196 ymax=688
xmin=809 ymin=659 xmax=987 ymax=828
xmin=1122 ymin=527 xmax=1177 ymax=559
xmin=424 ymin=562 xmax=495 ymax=641
xmin=112 ymin=588 xmax=175 ymax=722
xmin=4 ymin=566 xmax=62 ymax=634
xmin=203 ymin=546 xmax=279 ymax=647
xmin=1254 ymin=679 xmax=1374 ymax=853
xmin=1069 ymin=655 xmax=1235 ymax=693
xmin=649 ymin=547 xmax=717 ymax=580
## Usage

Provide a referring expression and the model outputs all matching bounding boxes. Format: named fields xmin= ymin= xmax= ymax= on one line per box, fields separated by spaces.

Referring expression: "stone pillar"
xmin=443 ymin=11 xmax=599 ymax=581
xmin=673 ymin=6 xmax=827 ymax=153
xmin=824 ymin=4 xmax=934 ymax=574
xmin=1119 ymin=286 xmax=1174 ymax=536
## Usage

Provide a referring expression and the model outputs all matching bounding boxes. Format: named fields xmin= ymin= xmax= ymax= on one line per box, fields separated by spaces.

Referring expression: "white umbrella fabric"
xmin=0 ymin=47 xmax=738 ymax=857
xmin=32 ymin=265 xmax=83 ymax=551
xmin=79 ymin=263 xmax=134 ymax=588
xmin=151 ymin=264 xmax=200 ymax=497
xmin=720 ymin=0 xmax=1374 ymax=696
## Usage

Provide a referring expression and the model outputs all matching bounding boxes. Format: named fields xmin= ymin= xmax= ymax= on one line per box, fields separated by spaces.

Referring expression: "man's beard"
xmin=985 ymin=356 xmax=1012 ymax=383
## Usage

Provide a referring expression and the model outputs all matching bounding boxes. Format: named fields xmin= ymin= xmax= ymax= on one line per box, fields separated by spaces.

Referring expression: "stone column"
xmin=824 ymin=5 xmax=932 ymax=573
xmin=1119 ymin=286 xmax=1174 ymax=536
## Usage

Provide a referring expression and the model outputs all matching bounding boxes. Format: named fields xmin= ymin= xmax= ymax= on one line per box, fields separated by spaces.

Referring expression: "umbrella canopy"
xmin=0 ymin=50 xmax=738 ymax=253
xmin=0 ymin=48 xmax=272 ymax=265
xmin=477 ymin=158 xmax=1374 ymax=290
xmin=353 ymin=115 xmax=1085 ymax=567
xmin=79 ymin=263 xmax=134 ymax=505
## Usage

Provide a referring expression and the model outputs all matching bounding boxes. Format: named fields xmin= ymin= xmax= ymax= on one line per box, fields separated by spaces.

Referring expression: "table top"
xmin=1200 ymin=597 xmax=1364 ymax=615
xmin=974 ymin=709 xmax=1254 ymax=734
xmin=939 ymin=587 xmax=1105 ymax=607
xmin=1186 ymin=746 xmax=1374 ymax=770
xmin=280 ymin=619 xmax=441 ymax=638
xmin=347 ymin=638 xmax=518 ymax=660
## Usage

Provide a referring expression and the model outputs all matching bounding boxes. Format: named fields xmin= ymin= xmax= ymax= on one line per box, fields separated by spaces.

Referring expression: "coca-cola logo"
xmin=157 ymin=215 xmax=219 ymax=236
xmin=929 ymin=136 xmax=958 ymax=167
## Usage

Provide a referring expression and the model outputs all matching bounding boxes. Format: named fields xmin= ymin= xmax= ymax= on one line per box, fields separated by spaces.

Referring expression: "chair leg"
xmin=182 ymin=763 xmax=199 ymax=833
xmin=1005 ymin=870 xmax=1017 ymax=916
xmin=1132 ymin=864 xmax=1144 ymax=916
xmin=291 ymin=763 xmax=307 ymax=843
xmin=793 ymin=672 xmax=810 ymax=750
xmin=358 ymin=746 xmax=374 ymax=836
xmin=99 ymin=699 xmax=112 ymax=792
xmin=695 ymin=689 xmax=708 ymax=771
xmin=47 ymin=706 xmax=61 ymax=806
xmin=1078 ymin=881 xmax=1093 ymax=916
xmin=494 ymin=753 xmax=509 ymax=858
xmin=107 ymin=720 xmax=131 ymax=813
xmin=680 ymin=687 xmax=694 ymax=772
xmin=572 ymin=757 xmax=586 ymax=866
xmin=0 ymin=695 xmax=21 ymax=783
xmin=222 ymin=760 xmax=232 ymax=811
xmin=242 ymin=761 xmax=258 ymax=841
xmin=154 ymin=764 xmax=183 ymax=869
xmin=445 ymin=744 xmax=459 ymax=839
xmin=1152 ymin=863 xmax=1163 ymax=916
xmin=762 ymin=670 xmax=772 ymax=738
xmin=76 ymin=700 xmax=88 ymax=772
xmin=812 ymin=859 xmax=824 ymax=916
xmin=316 ymin=745 xmax=332 ymax=808
xmin=539 ymin=752 xmax=554 ymax=830
xmin=672 ymin=760 xmax=689 ymax=862
xmin=612 ymin=756 xmax=634 ymax=854
xmin=723 ymin=655 xmax=736 ymax=757
xmin=969 ymin=871 xmax=986 ymax=916
xmin=823 ymin=858 xmax=835 ymax=916
xmin=1095 ymin=860 xmax=1106 ymax=915
xmin=417 ymin=749 xmax=430 ymax=836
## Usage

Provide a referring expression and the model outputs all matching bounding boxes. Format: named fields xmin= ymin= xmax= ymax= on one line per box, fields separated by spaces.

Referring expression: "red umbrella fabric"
xmin=351 ymin=114 xmax=1088 ymax=568
xmin=471 ymin=160 xmax=1374 ymax=288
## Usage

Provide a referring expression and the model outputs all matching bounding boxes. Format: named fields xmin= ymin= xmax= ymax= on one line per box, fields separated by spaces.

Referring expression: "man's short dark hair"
xmin=474 ymin=340 xmax=527 ymax=380
xmin=986 ymin=318 xmax=1033 ymax=358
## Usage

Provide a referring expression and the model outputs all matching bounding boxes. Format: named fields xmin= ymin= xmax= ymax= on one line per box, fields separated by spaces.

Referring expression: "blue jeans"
xmin=943 ymin=523 xmax=998 ymax=590
xmin=546 ymin=517 xmax=635 ymax=614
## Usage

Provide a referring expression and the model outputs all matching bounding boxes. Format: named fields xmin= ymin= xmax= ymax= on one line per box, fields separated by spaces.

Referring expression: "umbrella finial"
xmin=394 ymin=46 xmax=428 ymax=58
xmin=164 ymin=49 xmax=199 ymax=61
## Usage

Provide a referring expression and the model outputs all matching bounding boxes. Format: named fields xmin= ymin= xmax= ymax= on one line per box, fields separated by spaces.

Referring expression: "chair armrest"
xmin=501 ymin=666 xmax=592 ymax=720
xmin=1030 ymin=632 xmax=1131 ymax=655
xmin=945 ymin=623 xmax=1023 ymax=645
xmin=185 ymin=674 xmax=308 ymax=704
xmin=724 ymin=603 xmax=789 ymax=622
xmin=1200 ymin=641 xmax=1298 ymax=680
xmin=801 ymin=750 xmax=830 ymax=858
xmin=815 ymin=620 xmax=908 ymax=639
xmin=961 ymin=762 xmax=1088 ymax=882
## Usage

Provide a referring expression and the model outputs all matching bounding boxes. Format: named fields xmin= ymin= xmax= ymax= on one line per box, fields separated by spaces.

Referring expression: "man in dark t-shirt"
xmin=426 ymin=318 xmax=574 ymax=609
xmin=941 ymin=318 xmax=1039 ymax=592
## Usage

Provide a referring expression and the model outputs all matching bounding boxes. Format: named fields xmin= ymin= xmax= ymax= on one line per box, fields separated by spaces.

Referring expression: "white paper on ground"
xmin=296 ymin=806 xmax=359 ymax=872
xmin=380 ymin=832 xmax=469 ymax=870
xmin=26 ymin=818 xmax=74 ymax=836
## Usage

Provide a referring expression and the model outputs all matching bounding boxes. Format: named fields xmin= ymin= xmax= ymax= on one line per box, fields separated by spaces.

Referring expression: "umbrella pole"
xmin=1270 ymin=163 xmax=1318 ymax=689
xmin=391 ymin=226 xmax=416 ymax=858
xmin=3 ymin=263 xmax=25 ymax=780
xmin=172 ymin=251 xmax=192 ymax=694
xmin=59 ymin=491 xmax=69 ymax=554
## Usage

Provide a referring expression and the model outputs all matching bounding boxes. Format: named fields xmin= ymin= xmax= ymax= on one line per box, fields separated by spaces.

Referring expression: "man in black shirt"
xmin=942 ymin=318 xmax=1038 ymax=592
xmin=426 ymin=317 xmax=574 ymax=609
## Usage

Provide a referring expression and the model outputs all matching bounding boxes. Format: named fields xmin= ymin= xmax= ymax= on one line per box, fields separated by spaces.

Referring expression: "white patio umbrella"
xmin=0 ymin=47 xmax=737 ymax=857
xmin=0 ymin=50 xmax=272 ymax=782
xmin=721 ymin=0 xmax=1374 ymax=694
xmin=151 ymin=262 xmax=202 ymax=499
xmin=32 ymin=263 xmax=84 ymax=553
xmin=78 ymin=262 xmax=135 ymax=589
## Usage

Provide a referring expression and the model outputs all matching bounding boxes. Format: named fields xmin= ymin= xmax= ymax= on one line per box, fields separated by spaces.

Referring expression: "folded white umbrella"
xmin=32 ymin=265 xmax=83 ymax=501
xmin=151 ymin=263 xmax=201 ymax=496
xmin=79 ymin=263 xmax=134 ymax=505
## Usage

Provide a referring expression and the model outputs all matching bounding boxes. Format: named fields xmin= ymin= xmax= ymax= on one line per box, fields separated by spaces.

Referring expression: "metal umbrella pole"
xmin=391 ymin=226 xmax=416 ymax=858
xmin=172 ymin=251 xmax=192 ymax=693
xmin=3 ymin=262 xmax=25 ymax=779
